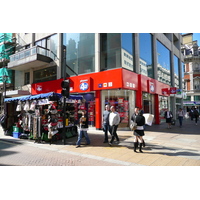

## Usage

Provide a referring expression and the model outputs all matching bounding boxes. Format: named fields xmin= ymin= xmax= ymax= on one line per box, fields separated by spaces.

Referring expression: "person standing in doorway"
xmin=102 ymin=105 xmax=111 ymax=143
xmin=109 ymin=106 xmax=120 ymax=146
xmin=164 ymin=109 xmax=173 ymax=129
xmin=177 ymin=108 xmax=184 ymax=127
xmin=76 ymin=110 xmax=90 ymax=148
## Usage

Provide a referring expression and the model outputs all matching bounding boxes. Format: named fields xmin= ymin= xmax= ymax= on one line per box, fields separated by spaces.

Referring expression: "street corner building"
xmin=0 ymin=33 xmax=184 ymax=141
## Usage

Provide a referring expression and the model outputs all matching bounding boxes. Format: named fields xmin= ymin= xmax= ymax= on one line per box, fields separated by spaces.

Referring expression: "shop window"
xmin=143 ymin=93 xmax=152 ymax=113
xmin=102 ymin=90 xmax=135 ymax=129
xmin=159 ymin=95 xmax=168 ymax=122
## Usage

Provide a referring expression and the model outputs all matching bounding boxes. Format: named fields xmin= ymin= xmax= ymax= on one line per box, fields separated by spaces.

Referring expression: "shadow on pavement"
xmin=145 ymin=119 xmax=200 ymax=135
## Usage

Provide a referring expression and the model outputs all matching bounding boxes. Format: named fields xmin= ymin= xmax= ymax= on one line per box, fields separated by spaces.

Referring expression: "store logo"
xmin=170 ymin=87 xmax=177 ymax=94
xmin=36 ymin=85 xmax=42 ymax=91
xmin=80 ymin=82 xmax=89 ymax=91
xmin=150 ymin=84 xmax=154 ymax=92
xmin=108 ymin=82 xmax=113 ymax=87
xmin=98 ymin=83 xmax=103 ymax=88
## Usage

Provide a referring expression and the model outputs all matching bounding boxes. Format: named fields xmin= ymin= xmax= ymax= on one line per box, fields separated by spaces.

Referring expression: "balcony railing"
xmin=9 ymin=45 xmax=57 ymax=62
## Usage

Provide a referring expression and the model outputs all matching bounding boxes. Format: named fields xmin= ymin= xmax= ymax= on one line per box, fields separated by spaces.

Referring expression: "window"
xmin=33 ymin=66 xmax=57 ymax=83
xmin=24 ymin=72 xmax=30 ymax=85
xmin=100 ymin=33 xmax=133 ymax=71
xmin=194 ymin=96 xmax=200 ymax=101
xmin=64 ymin=33 xmax=95 ymax=75
xmin=100 ymin=33 xmax=121 ymax=70
xmin=174 ymin=55 xmax=179 ymax=88
xmin=35 ymin=34 xmax=58 ymax=58
xmin=139 ymin=33 xmax=153 ymax=78
xmin=157 ymin=40 xmax=171 ymax=85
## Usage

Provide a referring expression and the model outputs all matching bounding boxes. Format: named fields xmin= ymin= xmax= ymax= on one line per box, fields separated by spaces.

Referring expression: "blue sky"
xmin=192 ymin=33 xmax=200 ymax=44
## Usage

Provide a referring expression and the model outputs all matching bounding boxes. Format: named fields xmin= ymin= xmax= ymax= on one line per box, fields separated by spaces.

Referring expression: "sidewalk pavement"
xmin=1 ymin=118 xmax=200 ymax=166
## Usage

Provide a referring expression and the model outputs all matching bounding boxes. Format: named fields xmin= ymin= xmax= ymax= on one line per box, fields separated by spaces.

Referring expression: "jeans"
xmin=103 ymin=123 xmax=110 ymax=142
xmin=178 ymin=116 xmax=183 ymax=127
xmin=110 ymin=125 xmax=119 ymax=143
xmin=76 ymin=130 xmax=90 ymax=146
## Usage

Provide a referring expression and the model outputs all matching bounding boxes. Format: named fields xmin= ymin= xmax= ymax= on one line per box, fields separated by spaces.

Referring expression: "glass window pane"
xmin=139 ymin=33 xmax=153 ymax=78
xmin=157 ymin=40 xmax=171 ymax=85
xmin=174 ymin=55 xmax=179 ymax=88
xmin=100 ymin=33 xmax=121 ymax=70
xmin=33 ymin=66 xmax=57 ymax=83
xmin=64 ymin=33 xmax=95 ymax=75
xmin=121 ymin=33 xmax=133 ymax=71
xmin=50 ymin=34 xmax=58 ymax=58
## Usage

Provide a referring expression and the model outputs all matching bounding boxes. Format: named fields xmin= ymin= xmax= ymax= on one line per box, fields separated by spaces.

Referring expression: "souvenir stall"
xmin=4 ymin=92 xmax=83 ymax=144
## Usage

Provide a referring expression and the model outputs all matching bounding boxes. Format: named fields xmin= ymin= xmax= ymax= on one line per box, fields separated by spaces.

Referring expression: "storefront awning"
xmin=4 ymin=95 xmax=31 ymax=102
xmin=4 ymin=92 xmax=83 ymax=102
xmin=29 ymin=92 xmax=62 ymax=100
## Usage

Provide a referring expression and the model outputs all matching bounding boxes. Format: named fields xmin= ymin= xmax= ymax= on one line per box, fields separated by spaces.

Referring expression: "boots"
xmin=133 ymin=142 xmax=138 ymax=152
xmin=139 ymin=143 xmax=143 ymax=153
xmin=142 ymin=139 xmax=145 ymax=147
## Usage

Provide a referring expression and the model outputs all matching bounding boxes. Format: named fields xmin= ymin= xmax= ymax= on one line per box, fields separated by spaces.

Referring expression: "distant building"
xmin=182 ymin=33 xmax=200 ymax=112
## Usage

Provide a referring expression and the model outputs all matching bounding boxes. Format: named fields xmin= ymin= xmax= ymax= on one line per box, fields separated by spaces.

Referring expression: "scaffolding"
xmin=0 ymin=33 xmax=16 ymax=113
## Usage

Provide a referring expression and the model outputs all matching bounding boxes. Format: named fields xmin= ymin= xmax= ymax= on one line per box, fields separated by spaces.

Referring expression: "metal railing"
xmin=9 ymin=46 xmax=57 ymax=62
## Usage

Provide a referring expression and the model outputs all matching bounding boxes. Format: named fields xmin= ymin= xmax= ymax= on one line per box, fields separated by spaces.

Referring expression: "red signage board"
xmin=162 ymin=88 xmax=169 ymax=95
xmin=32 ymin=79 xmax=63 ymax=95
xmin=170 ymin=87 xmax=177 ymax=94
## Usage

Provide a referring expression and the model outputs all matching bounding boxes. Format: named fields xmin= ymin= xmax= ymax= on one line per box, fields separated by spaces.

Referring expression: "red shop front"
xmin=31 ymin=68 xmax=170 ymax=128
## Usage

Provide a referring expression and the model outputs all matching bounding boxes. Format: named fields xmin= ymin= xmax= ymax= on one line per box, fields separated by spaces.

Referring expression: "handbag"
xmin=130 ymin=117 xmax=137 ymax=131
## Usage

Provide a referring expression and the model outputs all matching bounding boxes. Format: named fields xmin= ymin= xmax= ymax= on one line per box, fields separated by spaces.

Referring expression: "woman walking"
xmin=133 ymin=110 xmax=145 ymax=153
xmin=164 ymin=109 xmax=173 ymax=129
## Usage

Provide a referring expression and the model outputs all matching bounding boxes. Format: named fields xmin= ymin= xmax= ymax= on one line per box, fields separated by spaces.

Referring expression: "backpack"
xmin=194 ymin=110 xmax=199 ymax=117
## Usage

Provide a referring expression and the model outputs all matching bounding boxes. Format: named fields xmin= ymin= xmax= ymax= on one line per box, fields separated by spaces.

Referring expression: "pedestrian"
xmin=177 ymin=108 xmax=184 ymax=127
xmin=164 ymin=109 xmax=173 ymax=129
xmin=189 ymin=107 xmax=194 ymax=121
xmin=131 ymin=106 xmax=140 ymax=121
xmin=133 ymin=110 xmax=145 ymax=153
xmin=131 ymin=106 xmax=145 ymax=147
xmin=102 ymin=105 xmax=111 ymax=143
xmin=76 ymin=110 xmax=90 ymax=148
xmin=108 ymin=106 xmax=120 ymax=146
xmin=193 ymin=107 xmax=199 ymax=125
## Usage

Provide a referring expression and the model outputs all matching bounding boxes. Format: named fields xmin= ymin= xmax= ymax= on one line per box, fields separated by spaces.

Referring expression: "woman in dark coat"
xmin=133 ymin=110 xmax=145 ymax=153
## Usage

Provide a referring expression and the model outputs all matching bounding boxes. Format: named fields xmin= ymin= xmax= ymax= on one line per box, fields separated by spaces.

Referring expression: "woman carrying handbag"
xmin=133 ymin=110 xmax=145 ymax=153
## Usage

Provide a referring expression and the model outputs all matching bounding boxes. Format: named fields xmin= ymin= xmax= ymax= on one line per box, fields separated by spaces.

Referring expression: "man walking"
xmin=102 ymin=105 xmax=111 ymax=143
xmin=109 ymin=106 xmax=120 ymax=146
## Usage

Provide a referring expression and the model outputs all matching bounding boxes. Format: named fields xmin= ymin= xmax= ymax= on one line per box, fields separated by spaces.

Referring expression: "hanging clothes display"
xmin=4 ymin=92 xmax=82 ymax=143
